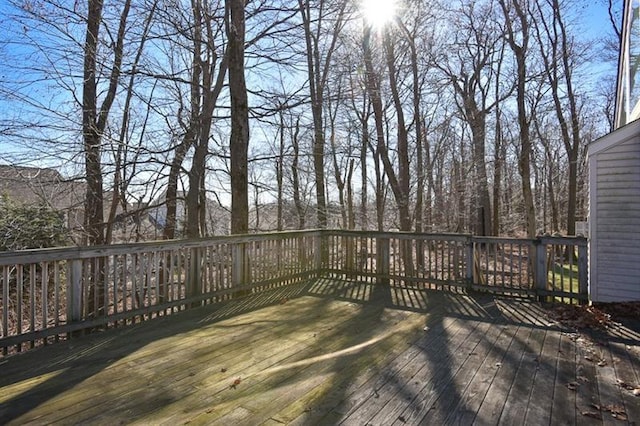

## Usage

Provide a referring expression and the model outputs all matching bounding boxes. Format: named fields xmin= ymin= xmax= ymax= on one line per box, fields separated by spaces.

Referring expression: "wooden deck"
xmin=0 ymin=279 xmax=638 ymax=425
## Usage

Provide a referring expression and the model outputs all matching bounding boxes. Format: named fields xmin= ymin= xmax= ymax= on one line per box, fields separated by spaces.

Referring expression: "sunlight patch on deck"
xmin=0 ymin=369 xmax=67 ymax=404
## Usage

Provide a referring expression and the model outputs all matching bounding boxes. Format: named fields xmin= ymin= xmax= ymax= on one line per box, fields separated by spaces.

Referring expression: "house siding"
xmin=589 ymin=124 xmax=640 ymax=302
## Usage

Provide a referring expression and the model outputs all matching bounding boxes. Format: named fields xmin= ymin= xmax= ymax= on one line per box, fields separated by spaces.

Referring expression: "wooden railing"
xmin=0 ymin=231 xmax=320 ymax=355
xmin=0 ymin=230 xmax=587 ymax=355
xmin=324 ymin=231 xmax=588 ymax=303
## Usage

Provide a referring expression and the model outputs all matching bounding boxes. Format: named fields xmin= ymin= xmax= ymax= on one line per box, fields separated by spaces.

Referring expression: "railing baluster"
xmin=41 ymin=262 xmax=48 ymax=343
xmin=29 ymin=264 xmax=35 ymax=347
xmin=54 ymin=262 xmax=60 ymax=337
xmin=2 ymin=266 xmax=8 ymax=353
xmin=17 ymin=264 xmax=23 ymax=348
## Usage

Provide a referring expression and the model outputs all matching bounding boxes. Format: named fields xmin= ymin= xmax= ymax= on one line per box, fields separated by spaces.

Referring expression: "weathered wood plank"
xmin=270 ymin=312 xmax=441 ymax=420
xmin=474 ymin=324 xmax=535 ymax=424
xmin=603 ymin=335 xmax=640 ymax=424
xmin=0 ymin=285 xmax=637 ymax=426
xmin=444 ymin=323 xmax=519 ymax=425
xmin=329 ymin=316 xmax=475 ymax=425
xmin=421 ymin=325 xmax=505 ymax=424
xmin=23 ymin=298 xmax=360 ymax=424
xmin=408 ymin=321 xmax=505 ymax=425
xmin=611 ymin=339 xmax=640 ymax=424
xmin=128 ymin=301 xmax=420 ymax=424
xmin=550 ymin=332 xmax=577 ymax=425
xmin=200 ymin=311 xmax=425 ymax=425
xmin=522 ymin=328 xmax=561 ymax=425
xmin=573 ymin=334 xmax=605 ymax=425
xmin=595 ymin=336 xmax=631 ymax=426
xmin=498 ymin=327 xmax=546 ymax=424
xmin=280 ymin=311 xmax=461 ymax=425
xmin=374 ymin=320 xmax=494 ymax=425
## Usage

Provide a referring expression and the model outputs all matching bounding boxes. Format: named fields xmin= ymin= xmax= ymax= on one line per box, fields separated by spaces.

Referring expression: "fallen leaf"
xmin=603 ymin=404 xmax=626 ymax=419
xmin=398 ymin=416 xmax=406 ymax=423
xmin=230 ymin=377 xmax=242 ymax=389
xmin=616 ymin=379 xmax=640 ymax=391
xmin=220 ymin=367 xmax=227 ymax=373
xmin=580 ymin=410 xmax=602 ymax=420
xmin=612 ymin=412 xmax=628 ymax=421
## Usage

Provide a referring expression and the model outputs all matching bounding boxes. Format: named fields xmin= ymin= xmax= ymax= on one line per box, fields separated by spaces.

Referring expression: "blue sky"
xmin=0 ymin=0 xmax=625 ymax=173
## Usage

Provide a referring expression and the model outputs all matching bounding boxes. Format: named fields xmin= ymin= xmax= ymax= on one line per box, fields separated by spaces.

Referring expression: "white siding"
xmin=589 ymin=123 xmax=640 ymax=302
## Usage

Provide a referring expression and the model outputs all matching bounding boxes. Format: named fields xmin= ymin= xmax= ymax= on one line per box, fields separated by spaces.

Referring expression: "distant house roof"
xmin=0 ymin=165 xmax=84 ymax=212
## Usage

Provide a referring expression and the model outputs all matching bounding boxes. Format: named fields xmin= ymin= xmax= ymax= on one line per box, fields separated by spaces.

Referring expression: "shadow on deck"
xmin=0 ymin=278 xmax=638 ymax=425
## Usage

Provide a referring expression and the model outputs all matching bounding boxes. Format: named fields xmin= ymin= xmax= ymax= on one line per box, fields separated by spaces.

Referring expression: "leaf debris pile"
xmin=547 ymin=301 xmax=640 ymax=331
xmin=585 ymin=403 xmax=628 ymax=421
xmin=548 ymin=304 xmax=615 ymax=330
xmin=594 ymin=302 xmax=640 ymax=322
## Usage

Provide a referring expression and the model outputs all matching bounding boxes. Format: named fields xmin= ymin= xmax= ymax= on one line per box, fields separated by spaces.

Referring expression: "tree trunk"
xmin=533 ymin=0 xmax=582 ymax=235
xmin=276 ymin=108 xmax=285 ymax=231
xmin=297 ymin=0 xmax=347 ymax=229
xmin=226 ymin=0 xmax=249 ymax=235
xmin=82 ymin=0 xmax=131 ymax=319
xmin=499 ymin=0 xmax=536 ymax=238
xmin=82 ymin=0 xmax=106 ymax=246
xmin=291 ymin=118 xmax=305 ymax=229
xmin=164 ymin=141 xmax=189 ymax=239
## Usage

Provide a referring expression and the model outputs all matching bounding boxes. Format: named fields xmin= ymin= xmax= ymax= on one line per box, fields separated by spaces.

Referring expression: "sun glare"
xmin=361 ymin=0 xmax=397 ymax=29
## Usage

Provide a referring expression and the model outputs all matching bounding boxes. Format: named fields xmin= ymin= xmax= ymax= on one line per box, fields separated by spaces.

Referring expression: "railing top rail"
xmin=0 ymin=229 xmax=324 ymax=266
xmin=325 ymin=229 xmax=473 ymax=241
xmin=471 ymin=236 xmax=535 ymax=245
xmin=472 ymin=235 xmax=588 ymax=246
xmin=538 ymin=235 xmax=588 ymax=246
xmin=0 ymin=228 xmax=587 ymax=266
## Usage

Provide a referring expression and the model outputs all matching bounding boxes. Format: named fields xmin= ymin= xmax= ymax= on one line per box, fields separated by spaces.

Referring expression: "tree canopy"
xmin=0 ymin=0 xmax=619 ymax=244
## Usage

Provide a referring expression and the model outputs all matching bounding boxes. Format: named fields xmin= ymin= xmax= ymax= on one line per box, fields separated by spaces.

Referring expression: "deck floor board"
xmin=0 ymin=279 xmax=638 ymax=425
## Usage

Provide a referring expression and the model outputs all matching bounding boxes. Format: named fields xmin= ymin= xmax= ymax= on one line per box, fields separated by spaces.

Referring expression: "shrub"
xmin=0 ymin=195 xmax=69 ymax=251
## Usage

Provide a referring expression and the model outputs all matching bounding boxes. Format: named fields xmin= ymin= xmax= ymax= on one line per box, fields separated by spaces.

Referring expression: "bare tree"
xmin=498 ymin=0 xmax=536 ymax=237
xmin=533 ymin=0 xmax=588 ymax=235
xmin=82 ymin=0 xmax=132 ymax=245
xmin=226 ymin=0 xmax=249 ymax=234
xmin=433 ymin=0 xmax=510 ymax=236
xmin=186 ymin=0 xmax=229 ymax=238
xmin=297 ymin=0 xmax=349 ymax=229
xmin=105 ymin=0 xmax=158 ymax=244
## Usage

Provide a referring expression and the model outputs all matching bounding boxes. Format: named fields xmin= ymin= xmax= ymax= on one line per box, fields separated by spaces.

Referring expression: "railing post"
xmin=377 ymin=237 xmax=390 ymax=286
xmin=578 ymin=240 xmax=588 ymax=304
xmin=232 ymin=243 xmax=247 ymax=295
xmin=67 ymin=259 xmax=83 ymax=323
xmin=466 ymin=237 xmax=474 ymax=290
xmin=535 ymin=239 xmax=548 ymax=302
xmin=188 ymin=247 xmax=202 ymax=307
xmin=314 ymin=233 xmax=323 ymax=278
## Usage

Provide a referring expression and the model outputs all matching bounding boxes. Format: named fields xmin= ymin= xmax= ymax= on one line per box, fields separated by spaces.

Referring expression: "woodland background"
xmin=0 ymin=0 xmax=622 ymax=246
